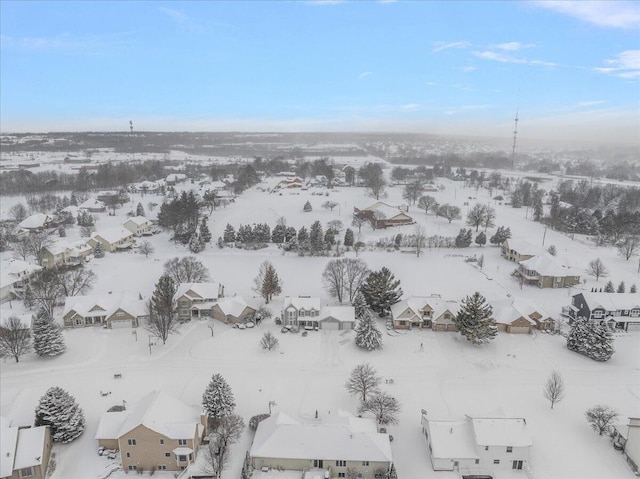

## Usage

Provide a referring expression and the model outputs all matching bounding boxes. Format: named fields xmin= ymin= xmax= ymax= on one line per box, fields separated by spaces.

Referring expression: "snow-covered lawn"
xmin=2 ymin=173 xmax=639 ymax=479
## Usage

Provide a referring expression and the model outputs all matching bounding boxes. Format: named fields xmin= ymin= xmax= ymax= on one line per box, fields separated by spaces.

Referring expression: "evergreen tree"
xmin=344 ymin=228 xmax=354 ymax=247
xmin=309 ymin=220 xmax=324 ymax=254
xmin=93 ymin=242 xmax=105 ymax=258
xmin=189 ymin=232 xmax=205 ymax=253
xmin=631 ymin=284 xmax=637 ymax=293
xmin=604 ymin=281 xmax=615 ymax=293
xmin=455 ymin=228 xmax=472 ymax=248
xmin=35 ymin=387 xmax=85 ymax=443
xmin=237 ymin=224 xmax=254 ymax=243
xmin=475 ymin=231 xmax=486 ymax=246
xmin=453 ymin=292 xmax=497 ymax=345
xmin=303 ymin=201 xmax=312 ymax=212
xmin=254 ymin=261 xmax=282 ymax=303
xmin=284 ymin=226 xmax=297 ymax=243
xmin=533 ymin=195 xmax=544 ymax=221
xmin=297 ymin=226 xmax=309 ymax=245
xmin=148 ymin=275 xmax=177 ymax=344
xmin=617 ymin=281 xmax=626 ymax=293
xmin=360 ymin=267 xmax=403 ymax=317
xmin=352 ymin=291 xmax=369 ymax=320
xmin=199 ymin=218 xmax=212 ymax=243
xmin=32 ymin=310 xmax=66 ymax=357
xmin=271 ymin=224 xmax=287 ymax=244
xmin=354 ymin=312 xmax=383 ymax=351
xmin=70 ymin=193 xmax=78 ymax=206
xmin=489 ymin=226 xmax=512 ymax=245
xmin=567 ymin=318 xmax=614 ymax=361
xmin=240 ymin=451 xmax=253 ymax=479
xmin=223 ymin=223 xmax=236 ymax=243
xmin=202 ymin=373 xmax=236 ymax=420
xmin=58 ymin=226 xmax=66 ymax=237
xmin=136 ymin=202 xmax=145 ymax=217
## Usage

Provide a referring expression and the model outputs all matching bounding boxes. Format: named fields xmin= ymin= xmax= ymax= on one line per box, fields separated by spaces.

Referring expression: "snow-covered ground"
xmin=1 ymin=171 xmax=639 ymax=479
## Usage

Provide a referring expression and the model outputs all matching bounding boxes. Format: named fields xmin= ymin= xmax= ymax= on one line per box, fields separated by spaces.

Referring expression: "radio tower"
xmin=511 ymin=111 xmax=518 ymax=170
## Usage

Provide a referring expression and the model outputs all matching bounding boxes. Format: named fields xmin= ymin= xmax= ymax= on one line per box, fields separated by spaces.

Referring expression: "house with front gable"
xmin=250 ymin=410 xmax=393 ymax=478
xmin=281 ymin=296 xmax=321 ymax=328
xmin=40 ymin=241 xmax=92 ymax=270
xmin=95 ymin=390 xmax=206 ymax=473
xmin=421 ymin=411 xmax=533 ymax=473
xmin=175 ymin=282 xmax=225 ymax=322
xmin=353 ymin=202 xmax=413 ymax=229
xmin=491 ymin=299 xmax=537 ymax=334
xmin=78 ymin=198 xmax=106 ymax=213
xmin=123 ymin=216 xmax=153 ymax=236
xmin=87 ymin=228 xmax=135 ymax=253
xmin=1 ymin=419 xmax=52 ymax=479
xmin=17 ymin=214 xmax=55 ymax=233
xmin=210 ymin=297 xmax=256 ymax=325
xmin=517 ymin=254 xmax=581 ymax=289
xmin=568 ymin=293 xmax=640 ymax=332
xmin=391 ymin=296 xmax=459 ymax=331
xmin=501 ymin=239 xmax=543 ymax=263
xmin=63 ymin=293 xmax=148 ymax=329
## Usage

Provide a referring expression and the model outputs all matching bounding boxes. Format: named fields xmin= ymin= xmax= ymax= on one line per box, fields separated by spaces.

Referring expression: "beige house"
xmin=281 ymin=297 xmax=355 ymax=330
xmin=87 ymin=228 xmax=135 ymax=253
xmin=210 ymin=297 xmax=256 ymax=324
xmin=250 ymin=411 xmax=393 ymax=478
xmin=123 ymin=216 xmax=153 ymax=236
xmin=175 ymin=282 xmax=225 ymax=322
xmin=391 ymin=296 xmax=459 ymax=331
xmin=95 ymin=391 xmax=205 ymax=473
xmin=517 ymin=254 xmax=581 ymax=289
xmin=625 ymin=418 xmax=640 ymax=473
xmin=1 ymin=422 xmax=52 ymax=479
xmin=40 ymin=241 xmax=92 ymax=270
xmin=17 ymin=214 xmax=54 ymax=233
xmin=63 ymin=293 xmax=148 ymax=328
xmin=501 ymin=238 xmax=542 ymax=263
xmin=354 ymin=202 xmax=413 ymax=229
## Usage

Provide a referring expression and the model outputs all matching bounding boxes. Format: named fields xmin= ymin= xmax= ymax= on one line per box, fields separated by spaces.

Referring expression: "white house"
xmin=0 ymin=260 xmax=42 ymax=304
xmin=421 ymin=412 xmax=533 ymax=473
xmin=625 ymin=418 xmax=640 ymax=473
xmin=250 ymin=411 xmax=393 ymax=478
xmin=281 ymin=297 xmax=355 ymax=330
xmin=78 ymin=198 xmax=106 ymax=212
xmin=87 ymin=228 xmax=135 ymax=253
xmin=123 ymin=216 xmax=153 ymax=236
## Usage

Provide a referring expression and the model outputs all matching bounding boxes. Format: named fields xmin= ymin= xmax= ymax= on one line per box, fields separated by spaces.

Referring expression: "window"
xmin=484 ymin=446 xmax=489 ymax=451
xmin=338 ymin=474 xmax=345 ymax=478
xmin=493 ymin=459 xmax=500 ymax=465
xmin=336 ymin=460 xmax=346 ymax=467
xmin=20 ymin=467 xmax=33 ymax=477
xmin=116 ymin=312 xmax=125 ymax=317
xmin=362 ymin=461 xmax=370 ymax=466
xmin=475 ymin=459 xmax=480 ymax=465
xmin=128 ymin=465 xmax=137 ymax=471
xmin=165 ymin=452 xmax=171 ymax=458
xmin=157 ymin=465 xmax=167 ymax=471
xmin=507 ymin=446 xmax=513 ymax=453
xmin=159 ymin=439 xmax=164 ymax=445
xmin=178 ymin=439 xmax=187 ymax=446
xmin=299 ymin=310 xmax=306 ymax=317
xmin=179 ymin=455 xmax=187 ymax=462
xmin=127 ymin=439 xmax=136 ymax=446
xmin=126 ymin=452 xmax=130 ymax=458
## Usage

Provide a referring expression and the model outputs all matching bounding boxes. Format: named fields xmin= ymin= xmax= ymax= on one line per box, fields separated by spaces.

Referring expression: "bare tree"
xmin=585 ymin=405 xmax=618 ymax=435
xmin=163 ymin=256 xmax=211 ymax=284
xmin=322 ymin=201 xmax=339 ymax=212
xmin=351 ymin=215 xmax=366 ymax=234
xmin=260 ymin=331 xmax=279 ymax=351
xmin=139 ymin=240 xmax=155 ymax=258
xmin=417 ymin=195 xmax=438 ymax=215
xmin=10 ymin=239 xmax=31 ymax=261
xmin=414 ymin=224 xmax=427 ymax=257
xmin=322 ymin=259 xmax=346 ymax=303
xmin=359 ymin=391 xmax=401 ymax=425
xmin=55 ymin=268 xmax=96 ymax=297
xmin=437 ymin=204 xmax=462 ymax=223
xmin=201 ymin=414 xmax=245 ymax=479
xmin=14 ymin=231 xmax=55 ymax=264
xmin=369 ymin=210 xmax=386 ymax=230
xmin=253 ymin=261 xmax=282 ymax=304
xmin=29 ymin=273 xmax=63 ymax=317
xmin=9 ymin=203 xmax=29 ymax=222
xmin=543 ymin=370 xmax=565 ymax=409
xmin=617 ymin=236 xmax=639 ymax=261
xmin=0 ymin=316 xmax=31 ymax=362
xmin=477 ymin=254 xmax=485 ymax=270
xmin=482 ymin=205 xmax=496 ymax=231
xmin=587 ymin=258 xmax=609 ymax=281
xmin=323 ymin=258 xmax=369 ymax=304
xmin=345 ymin=363 xmax=381 ymax=403
xmin=343 ymin=258 xmax=369 ymax=303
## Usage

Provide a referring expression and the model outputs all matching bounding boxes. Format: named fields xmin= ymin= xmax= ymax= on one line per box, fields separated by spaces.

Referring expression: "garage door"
xmin=321 ymin=321 xmax=340 ymax=330
xmin=508 ymin=326 xmax=531 ymax=334
xmin=110 ymin=319 xmax=133 ymax=329
xmin=627 ymin=322 xmax=640 ymax=332
xmin=446 ymin=324 xmax=458 ymax=332
xmin=434 ymin=324 xmax=446 ymax=332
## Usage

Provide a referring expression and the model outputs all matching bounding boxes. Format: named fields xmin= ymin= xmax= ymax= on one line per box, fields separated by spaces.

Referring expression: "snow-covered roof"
xmin=13 ymin=426 xmax=48 ymax=470
xmin=215 ymin=297 xmax=252 ymax=317
xmin=320 ymin=306 xmax=355 ymax=323
xmin=176 ymin=282 xmax=222 ymax=301
xmin=519 ymin=254 xmax=577 ymax=277
xmin=91 ymin=227 xmax=134 ymax=244
xmin=471 ymin=417 xmax=533 ymax=447
xmin=0 ymin=425 xmax=19 ymax=477
xmin=210 ymin=181 xmax=227 ymax=189
xmin=251 ymin=411 xmax=393 ymax=463
xmin=391 ymin=296 xmax=457 ymax=320
xmin=0 ymin=260 xmax=41 ymax=286
xmin=18 ymin=213 xmax=52 ymax=229
xmin=79 ymin=198 xmax=105 ymax=209
xmin=117 ymin=390 xmax=200 ymax=439
xmin=0 ymin=310 xmax=34 ymax=329
xmin=490 ymin=299 xmax=537 ymax=326
xmin=425 ymin=419 xmax=479 ymax=460
xmin=95 ymin=411 xmax=128 ymax=440
xmin=503 ymin=238 xmax=542 ymax=256
xmin=579 ymin=293 xmax=640 ymax=312
xmin=124 ymin=216 xmax=151 ymax=227
xmin=283 ymin=296 xmax=321 ymax=311
xmin=63 ymin=293 xmax=147 ymax=319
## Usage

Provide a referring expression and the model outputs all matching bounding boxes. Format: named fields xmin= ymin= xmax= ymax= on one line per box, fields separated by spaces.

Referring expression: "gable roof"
xmin=251 ymin=411 xmax=392 ymax=463
xmin=426 ymin=419 xmax=478 ymax=460
xmin=390 ymin=296 xmax=458 ymax=320
xmin=503 ymin=238 xmax=542 ymax=256
xmin=320 ymin=306 xmax=355 ymax=323
xmin=63 ymin=293 xmax=147 ymax=319
xmin=471 ymin=417 xmax=533 ymax=447
xmin=519 ymin=254 xmax=577 ymax=277
xmin=214 ymin=297 xmax=253 ymax=317
xmin=491 ymin=299 xmax=536 ymax=326
xmin=0 ymin=425 xmax=19 ymax=477
xmin=18 ymin=213 xmax=52 ymax=229
xmin=283 ymin=296 xmax=321 ymax=311
xmin=13 ymin=426 xmax=48 ymax=470
xmin=91 ymin=227 xmax=134 ymax=245
xmin=175 ymin=282 xmax=222 ymax=301
xmin=579 ymin=293 xmax=640 ymax=312
xmin=124 ymin=216 xmax=151 ymax=226
xmin=79 ymin=198 xmax=105 ymax=209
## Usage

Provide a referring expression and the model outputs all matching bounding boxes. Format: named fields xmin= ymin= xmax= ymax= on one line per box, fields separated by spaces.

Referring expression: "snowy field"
xmin=1 ymin=171 xmax=639 ymax=479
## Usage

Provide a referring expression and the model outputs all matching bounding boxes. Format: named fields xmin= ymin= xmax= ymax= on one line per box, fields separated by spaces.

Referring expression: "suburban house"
xmin=317 ymin=306 xmax=356 ymax=330
xmin=568 ymin=293 xmax=640 ymax=332
xmin=40 ymin=241 xmax=93 ymax=270
xmin=17 ymin=214 xmax=54 ymax=233
xmin=1 ymin=421 xmax=52 ymax=479
xmin=134 ymin=181 xmax=161 ymax=193
xmin=501 ymin=239 xmax=543 ymax=263
xmin=78 ymin=198 xmax=106 ymax=212
xmin=491 ymin=299 xmax=538 ymax=334
xmin=97 ymin=191 xmax=130 ymax=204
xmin=272 ymin=177 xmax=303 ymax=192
xmin=165 ymin=174 xmax=187 ymax=186
xmin=517 ymin=254 xmax=581 ymax=289
xmin=63 ymin=293 xmax=148 ymax=328
xmin=123 ymin=216 xmax=153 ymax=236
xmin=391 ymin=296 xmax=459 ymax=331
xmin=623 ymin=418 xmax=640 ymax=473
xmin=210 ymin=297 xmax=256 ymax=324
xmin=0 ymin=260 xmax=42 ymax=304
xmin=353 ymin=202 xmax=413 ymax=229
xmin=250 ymin=411 xmax=393 ymax=478
xmin=421 ymin=411 xmax=533 ymax=473
xmin=175 ymin=282 xmax=225 ymax=322
xmin=95 ymin=390 xmax=205 ymax=473
xmin=87 ymin=228 xmax=135 ymax=252
xmin=281 ymin=297 xmax=355 ymax=330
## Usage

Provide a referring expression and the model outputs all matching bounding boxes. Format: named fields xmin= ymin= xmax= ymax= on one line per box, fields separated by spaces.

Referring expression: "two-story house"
xmin=517 ymin=254 xmax=581 ymax=289
xmin=568 ymin=293 xmax=640 ymax=332
xmin=87 ymin=228 xmax=135 ymax=253
xmin=175 ymin=282 xmax=225 ymax=322
xmin=40 ymin=241 xmax=93 ymax=270
xmin=282 ymin=296 xmax=321 ymax=328
xmin=501 ymin=239 xmax=542 ymax=263
xmin=1 ymin=420 xmax=52 ymax=479
xmin=0 ymin=260 xmax=42 ymax=304
xmin=95 ymin=391 xmax=205 ymax=473
xmin=123 ymin=216 xmax=153 ymax=236
xmin=421 ymin=411 xmax=533 ymax=473
xmin=17 ymin=214 xmax=55 ymax=233
xmin=391 ymin=296 xmax=459 ymax=331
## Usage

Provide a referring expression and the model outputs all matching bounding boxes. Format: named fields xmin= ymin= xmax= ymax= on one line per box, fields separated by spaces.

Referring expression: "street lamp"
xmin=268 ymin=400 xmax=277 ymax=415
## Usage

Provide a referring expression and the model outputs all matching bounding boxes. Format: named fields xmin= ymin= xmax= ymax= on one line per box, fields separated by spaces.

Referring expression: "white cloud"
xmin=358 ymin=71 xmax=373 ymax=79
xmin=494 ymin=42 xmax=536 ymax=51
xmin=399 ymin=104 xmax=422 ymax=111
xmin=472 ymin=50 xmax=527 ymax=63
xmin=596 ymin=50 xmax=640 ymax=78
xmin=534 ymin=1 xmax=640 ymax=29
xmin=576 ymin=101 xmax=606 ymax=107
xmin=432 ymin=41 xmax=470 ymax=53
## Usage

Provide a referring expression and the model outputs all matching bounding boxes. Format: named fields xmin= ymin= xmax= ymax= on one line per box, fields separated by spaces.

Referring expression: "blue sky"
xmin=1 ymin=1 xmax=639 ymax=144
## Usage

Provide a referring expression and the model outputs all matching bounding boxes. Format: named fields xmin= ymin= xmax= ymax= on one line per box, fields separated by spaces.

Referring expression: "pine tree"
xmin=631 ymin=284 xmax=637 ymax=293
xmin=223 ymin=223 xmax=236 ymax=243
xmin=567 ymin=318 xmax=614 ymax=361
xmin=309 ymin=220 xmax=324 ymax=254
xmin=70 ymin=193 xmax=78 ymax=206
xmin=351 ymin=291 xmax=369 ymax=320
xmin=254 ymin=261 xmax=282 ymax=303
xmin=35 ymin=387 xmax=85 ymax=443
xmin=199 ymin=218 xmax=212 ymax=243
xmin=240 ymin=451 xmax=253 ymax=479
xmin=604 ymin=281 xmax=615 ymax=293
xmin=303 ymin=201 xmax=312 ymax=212
xmin=202 ymin=373 xmax=236 ymax=420
xmin=93 ymin=242 xmax=105 ymax=258
xmin=533 ymin=196 xmax=543 ymax=221
xmin=136 ymin=202 xmax=145 ymax=217
xmin=360 ymin=267 xmax=403 ymax=317
xmin=297 ymin=226 xmax=309 ymax=246
xmin=271 ymin=224 xmax=287 ymax=244
xmin=475 ymin=231 xmax=486 ymax=246
xmin=189 ymin=232 xmax=205 ymax=253
xmin=32 ymin=310 xmax=66 ymax=357
xmin=617 ymin=281 xmax=626 ymax=293
xmin=453 ymin=292 xmax=497 ymax=345
xmin=455 ymin=228 xmax=472 ymax=248
xmin=354 ymin=312 xmax=383 ymax=351
xmin=344 ymin=228 xmax=354 ymax=247
xmin=590 ymin=322 xmax=614 ymax=361
xmin=489 ymin=226 xmax=512 ymax=245
xmin=148 ymin=275 xmax=178 ymax=344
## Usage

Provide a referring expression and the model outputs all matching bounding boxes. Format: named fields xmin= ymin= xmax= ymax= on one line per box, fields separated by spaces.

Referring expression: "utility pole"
xmin=511 ymin=111 xmax=519 ymax=170
xmin=129 ymin=120 xmax=135 ymax=162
